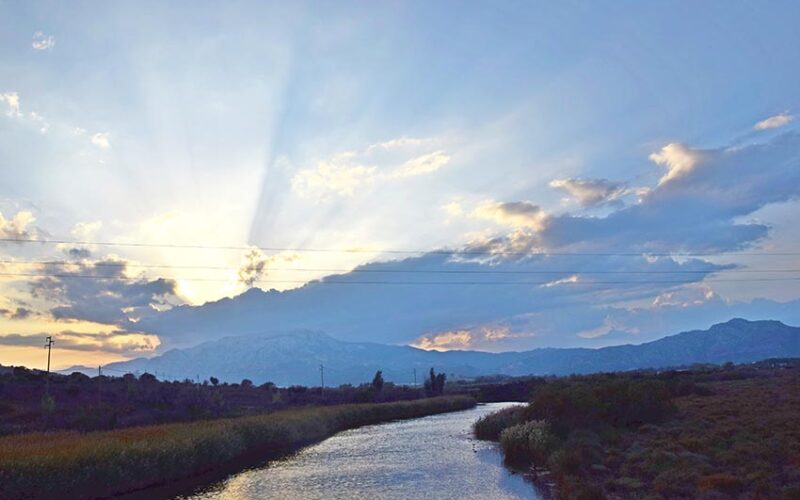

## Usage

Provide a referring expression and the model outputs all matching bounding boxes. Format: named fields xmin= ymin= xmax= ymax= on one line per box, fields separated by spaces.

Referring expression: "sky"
xmin=1 ymin=1 xmax=800 ymax=369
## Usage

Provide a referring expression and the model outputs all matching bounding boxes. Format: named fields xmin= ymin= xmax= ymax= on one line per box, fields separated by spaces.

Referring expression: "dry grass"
xmin=0 ymin=396 xmax=475 ymax=499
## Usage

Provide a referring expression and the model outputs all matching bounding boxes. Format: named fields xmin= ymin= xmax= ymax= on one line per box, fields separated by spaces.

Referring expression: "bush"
xmin=526 ymin=377 xmax=676 ymax=434
xmin=499 ymin=420 xmax=557 ymax=466
xmin=473 ymin=405 xmax=525 ymax=440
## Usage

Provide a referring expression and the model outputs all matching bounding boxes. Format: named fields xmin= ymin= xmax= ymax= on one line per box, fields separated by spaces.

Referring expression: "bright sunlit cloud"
xmin=31 ymin=31 xmax=56 ymax=50
xmin=754 ymin=112 xmax=793 ymax=130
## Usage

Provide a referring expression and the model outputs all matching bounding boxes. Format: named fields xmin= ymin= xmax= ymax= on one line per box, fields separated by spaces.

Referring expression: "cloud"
xmin=138 ymin=245 xmax=728 ymax=350
xmin=0 ymin=93 xmax=50 ymax=133
xmin=0 ymin=330 xmax=160 ymax=355
xmin=60 ymin=247 xmax=93 ymax=259
xmin=412 ymin=329 xmax=473 ymax=350
xmin=71 ymin=221 xmax=102 ymax=240
xmin=29 ymin=258 xmax=181 ymax=325
xmin=31 ymin=32 xmax=56 ymax=50
xmin=0 ymin=211 xmax=37 ymax=240
xmin=52 ymin=221 xmax=103 ymax=259
xmin=390 ymin=150 xmax=450 ymax=178
xmin=291 ymin=137 xmax=450 ymax=199
xmin=648 ymin=143 xmax=706 ymax=184
xmin=237 ymin=247 xmax=298 ymax=288
xmin=0 ymin=307 xmax=36 ymax=320
xmin=472 ymin=133 xmax=800 ymax=255
xmin=75 ymin=133 xmax=800 ymax=353
xmin=90 ymin=132 xmax=111 ymax=149
xmin=442 ymin=200 xmax=464 ymax=217
xmin=652 ymin=284 xmax=718 ymax=308
xmin=576 ymin=316 xmax=639 ymax=339
xmin=412 ymin=325 xmax=534 ymax=351
xmin=754 ymin=112 xmax=793 ymax=131
xmin=472 ymin=201 xmax=546 ymax=230
xmin=0 ymin=92 xmax=21 ymax=117
xmin=549 ymin=178 xmax=632 ymax=207
xmin=292 ymin=159 xmax=376 ymax=198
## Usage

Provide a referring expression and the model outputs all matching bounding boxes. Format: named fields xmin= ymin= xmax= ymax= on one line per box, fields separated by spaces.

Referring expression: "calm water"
xmin=181 ymin=402 xmax=540 ymax=500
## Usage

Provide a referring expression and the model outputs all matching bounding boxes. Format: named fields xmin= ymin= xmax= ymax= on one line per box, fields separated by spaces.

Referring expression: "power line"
xmin=2 ymin=236 xmax=800 ymax=257
xmin=1 ymin=258 xmax=800 ymax=275
xmin=0 ymin=271 xmax=799 ymax=285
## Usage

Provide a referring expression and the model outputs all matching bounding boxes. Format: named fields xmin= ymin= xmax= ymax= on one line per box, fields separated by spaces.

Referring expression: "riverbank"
xmin=474 ymin=361 xmax=800 ymax=498
xmin=0 ymin=396 xmax=475 ymax=499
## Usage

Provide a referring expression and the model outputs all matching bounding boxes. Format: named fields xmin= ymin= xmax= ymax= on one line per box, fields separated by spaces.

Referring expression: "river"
xmin=179 ymin=402 xmax=540 ymax=499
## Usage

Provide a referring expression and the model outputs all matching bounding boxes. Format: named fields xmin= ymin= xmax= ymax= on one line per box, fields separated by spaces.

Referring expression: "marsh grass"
xmin=0 ymin=396 xmax=475 ymax=499
xmin=473 ymin=404 xmax=525 ymax=440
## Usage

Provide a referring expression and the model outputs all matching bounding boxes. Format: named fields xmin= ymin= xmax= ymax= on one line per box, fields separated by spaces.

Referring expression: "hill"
xmin=81 ymin=318 xmax=800 ymax=385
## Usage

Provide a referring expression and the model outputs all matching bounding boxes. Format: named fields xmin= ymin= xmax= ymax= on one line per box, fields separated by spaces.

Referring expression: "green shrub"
xmin=473 ymin=405 xmax=525 ymax=440
xmin=526 ymin=377 xmax=676 ymax=434
xmin=499 ymin=419 xmax=557 ymax=466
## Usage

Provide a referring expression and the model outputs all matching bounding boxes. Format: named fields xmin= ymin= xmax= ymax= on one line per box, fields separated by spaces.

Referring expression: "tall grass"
xmin=0 ymin=396 xmax=474 ymax=499
xmin=472 ymin=404 xmax=525 ymax=440
xmin=499 ymin=420 xmax=557 ymax=467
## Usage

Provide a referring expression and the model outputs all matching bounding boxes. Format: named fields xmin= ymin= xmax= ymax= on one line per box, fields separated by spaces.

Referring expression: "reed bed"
xmin=0 ymin=396 xmax=475 ymax=499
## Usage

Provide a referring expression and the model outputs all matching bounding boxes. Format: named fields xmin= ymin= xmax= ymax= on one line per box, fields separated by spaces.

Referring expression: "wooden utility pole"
xmin=320 ymin=364 xmax=325 ymax=393
xmin=44 ymin=336 xmax=54 ymax=374
xmin=43 ymin=336 xmax=54 ymax=393
xmin=97 ymin=365 xmax=102 ymax=406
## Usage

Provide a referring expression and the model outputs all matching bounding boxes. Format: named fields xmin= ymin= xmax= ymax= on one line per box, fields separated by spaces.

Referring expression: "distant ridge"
xmin=65 ymin=319 xmax=800 ymax=386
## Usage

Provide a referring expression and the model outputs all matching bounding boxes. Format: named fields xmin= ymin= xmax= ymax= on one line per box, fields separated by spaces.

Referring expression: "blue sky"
xmin=1 ymin=1 xmax=800 ymax=367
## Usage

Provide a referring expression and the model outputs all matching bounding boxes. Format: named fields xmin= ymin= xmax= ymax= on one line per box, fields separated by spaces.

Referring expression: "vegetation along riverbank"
xmin=0 ymin=395 xmax=475 ymax=499
xmin=474 ymin=359 xmax=800 ymax=499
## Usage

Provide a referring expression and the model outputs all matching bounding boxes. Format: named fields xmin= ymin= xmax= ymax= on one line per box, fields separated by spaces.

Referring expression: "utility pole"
xmin=413 ymin=368 xmax=417 ymax=387
xmin=97 ymin=365 xmax=102 ymax=406
xmin=44 ymin=336 xmax=54 ymax=374
xmin=43 ymin=336 xmax=54 ymax=393
xmin=319 ymin=364 xmax=325 ymax=393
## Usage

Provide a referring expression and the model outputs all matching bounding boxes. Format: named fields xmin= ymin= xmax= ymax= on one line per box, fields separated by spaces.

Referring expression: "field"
xmin=0 ymin=395 xmax=475 ymax=499
xmin=474 ymin=360 xmax=800 ymax=499
xmin=0 ymin=366 xmax=442 ymax=435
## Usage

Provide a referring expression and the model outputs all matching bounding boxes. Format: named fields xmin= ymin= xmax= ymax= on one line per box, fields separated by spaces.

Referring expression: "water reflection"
xmin=182 ymin=402 xmax=539 ymax=500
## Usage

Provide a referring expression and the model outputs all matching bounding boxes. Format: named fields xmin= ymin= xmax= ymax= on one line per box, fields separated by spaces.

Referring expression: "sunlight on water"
xmin=182 ymin=403 xmax=539 ymax=499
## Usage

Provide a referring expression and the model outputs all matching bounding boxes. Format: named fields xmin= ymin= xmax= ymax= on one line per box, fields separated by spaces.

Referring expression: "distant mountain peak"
xmin=710 ymin=317 xmax=787 ymax=330
xmin=96 ymin=318 xmax=800 ymax=385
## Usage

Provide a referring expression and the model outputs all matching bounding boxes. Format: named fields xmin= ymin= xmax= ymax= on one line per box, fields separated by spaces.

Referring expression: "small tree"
xmin=372 ymin=371 xmax=384 ymax=392
xmin=424 ymin=368 xmax=446 ymax=396
xmin=241 ymin=378 xmax=254 ymax=388
xmin=210 ymin=376 xmax=219 ymax=386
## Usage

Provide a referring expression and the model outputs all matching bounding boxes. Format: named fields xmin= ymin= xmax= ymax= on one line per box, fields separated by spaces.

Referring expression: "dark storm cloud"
xmin=29 ymin=259 xmax=179 ymax=325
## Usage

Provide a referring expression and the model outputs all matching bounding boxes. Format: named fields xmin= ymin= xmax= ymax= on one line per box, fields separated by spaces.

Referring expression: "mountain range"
xmin=62 ymin=318 xmax=800 ymax=386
